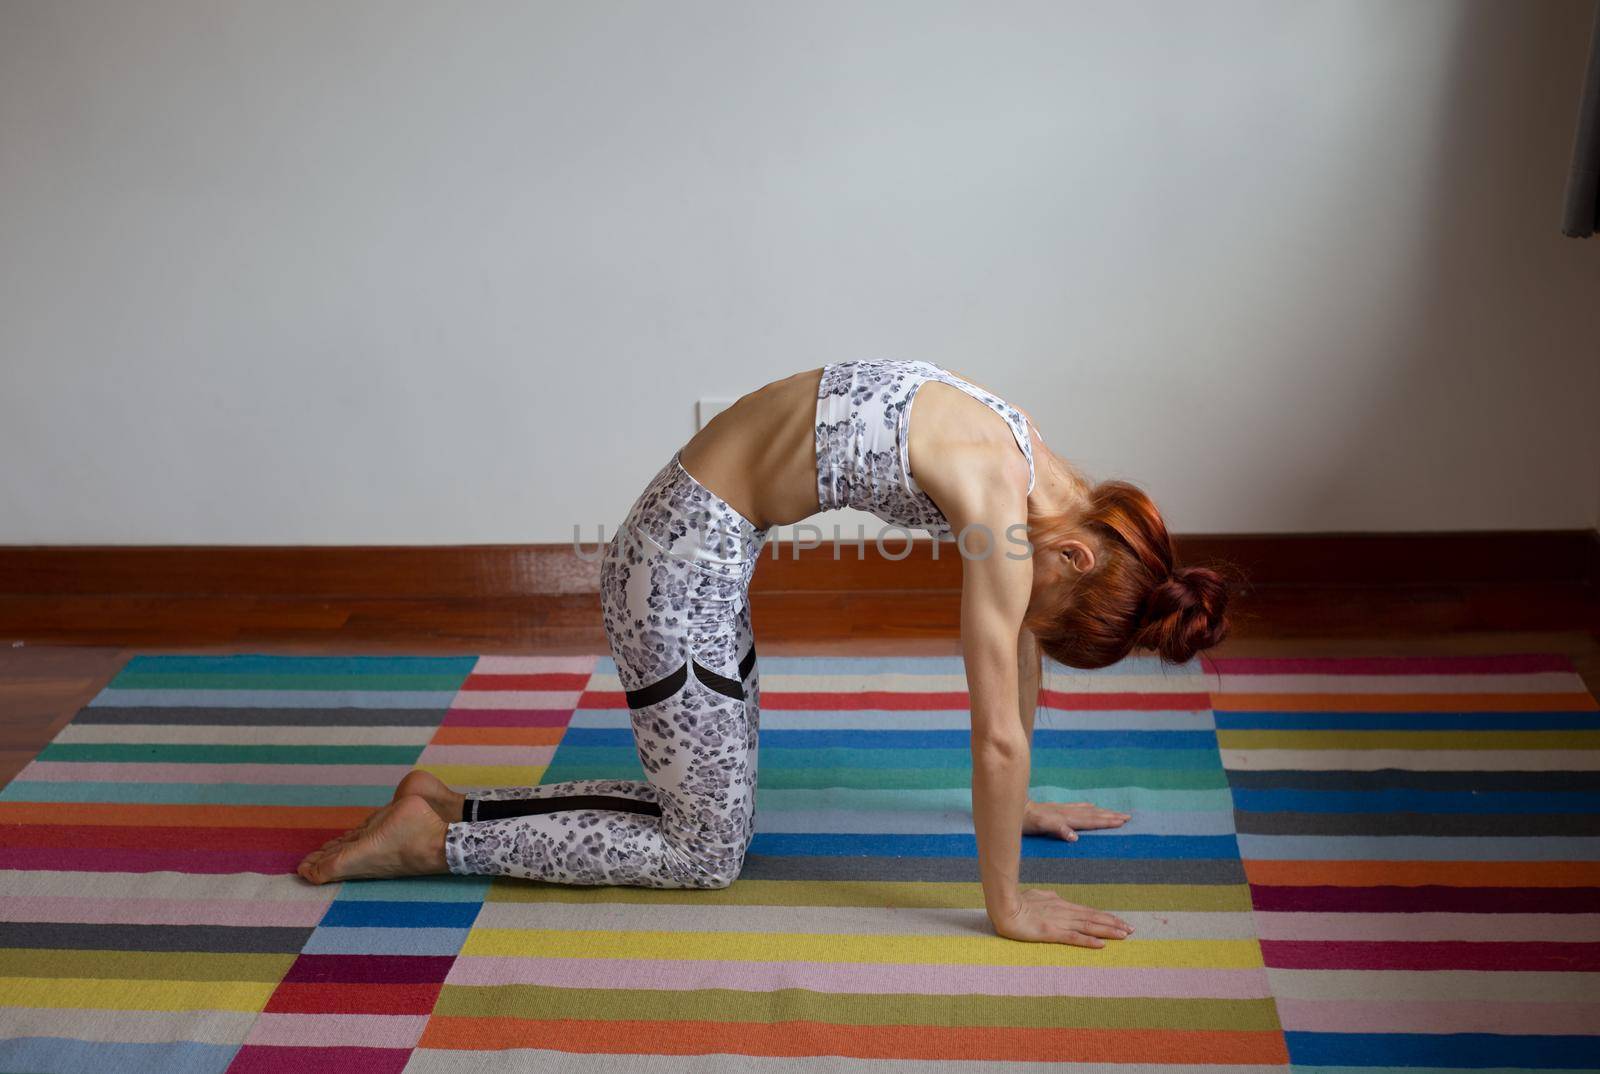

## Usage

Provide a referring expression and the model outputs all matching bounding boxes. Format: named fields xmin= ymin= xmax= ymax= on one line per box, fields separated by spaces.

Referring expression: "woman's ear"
xmin=1061 ymin=539 xmax=1095 ymax=574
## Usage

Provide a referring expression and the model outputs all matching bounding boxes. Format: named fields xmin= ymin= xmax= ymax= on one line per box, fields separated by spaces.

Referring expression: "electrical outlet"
xmin=696 ymin=398 xmax=736 ymax=430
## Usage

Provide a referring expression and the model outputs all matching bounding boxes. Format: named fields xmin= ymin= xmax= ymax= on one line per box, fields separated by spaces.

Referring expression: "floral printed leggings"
xmin=442 ymin=449 xmax=771 ymax=888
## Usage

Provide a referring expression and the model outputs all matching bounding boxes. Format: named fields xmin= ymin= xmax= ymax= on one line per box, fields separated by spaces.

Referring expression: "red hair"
xmin=1023 ymin=478 xmax=1233 ymax=669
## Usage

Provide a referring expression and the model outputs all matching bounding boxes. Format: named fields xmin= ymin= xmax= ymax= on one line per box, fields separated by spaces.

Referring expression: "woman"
xmin=297 ymin=358 xmax=1231 ymax=948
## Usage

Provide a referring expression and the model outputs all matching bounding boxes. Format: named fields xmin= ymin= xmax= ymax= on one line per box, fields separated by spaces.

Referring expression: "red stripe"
xmin=460 ymin=673 xmax=589 ymax=691
xmin=282 ymin=954 xmax=458 ymax=985
xmin=1260 ymin=940 xmax=1600 ymax=971
xmin=0 ymin=847 xmax=299 ymax=873
xmin=1204 ymin=653 xmax=1573 ymax=675
xmin=0 ymin=824 xmax=340 ymax=851
xmin=264 ymin=981 xmax=443 ymax=1015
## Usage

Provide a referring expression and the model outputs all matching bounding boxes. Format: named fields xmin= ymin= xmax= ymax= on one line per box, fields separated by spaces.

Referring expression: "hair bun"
xmin=1134 ymin=565 xmax=1231 ymax=665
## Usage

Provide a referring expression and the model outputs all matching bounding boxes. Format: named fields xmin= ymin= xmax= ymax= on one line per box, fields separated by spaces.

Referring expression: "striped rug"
xmin=0 ymin=651 xmax=1593 ymax=1073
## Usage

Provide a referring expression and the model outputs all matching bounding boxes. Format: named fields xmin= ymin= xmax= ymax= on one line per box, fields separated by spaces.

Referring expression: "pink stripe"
xmin=229 ymin=1045 xmax=412 ymax=1074
xmin=18 ymin=761 xmax=409 ymax=785
xmin=245 ymin=1013 xmax=429 ymax=1049
xmin=414 ymin=745 xmax=554 ymax=766
xmin=446 ymin=691 xmax=580 ymax=710
xmin=1275 ymin=997 xmax=1600 ymax=1035
xmin=440 ymin=709 xmax=572 ymax=728
xmin=1260 ymin=940 xmax=1600 ymax=971
xmin=1203 ymin=653 xmax=1573 ymax=675
xmin=471 ymin=655 xmax=598 ymax=674
xmin=445 ymin=957 xmax=1274 ymax=998
xmin=0 ymin=895 xmax=328 ymax=927
xmin=1255 ymin=912 xmax=1600 ymax=943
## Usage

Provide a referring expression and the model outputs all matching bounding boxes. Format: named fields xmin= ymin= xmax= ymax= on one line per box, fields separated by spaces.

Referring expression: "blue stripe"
xmin=1232 ymin=788 xmax=1600 ymax=814
xmin=300 ymin=925 xmax=471 ymax=956
xmin=0 ymin=1039 xmax=238 ymax=1074
xmin=319 ymin=900 xmax=483 ymax=928
xmin=557 ymin=727 xmax=1219 ymax=750
xmin=1286 ymin=1032 xmax=1600 ymax=1069
xmin=748 ymin=833 xmax=1239 ymax=859
xmin=1216 ymin=711 xmax=1600 ymax=730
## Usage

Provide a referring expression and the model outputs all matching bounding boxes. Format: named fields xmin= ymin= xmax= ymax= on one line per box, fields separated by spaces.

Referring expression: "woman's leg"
xmin=298 ymin=453 xmax=767 ymax=889
xmin=439 ymin=516 xmax=763 ymax=888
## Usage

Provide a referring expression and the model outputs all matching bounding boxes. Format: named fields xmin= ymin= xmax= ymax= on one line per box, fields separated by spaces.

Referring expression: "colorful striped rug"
xmin=0 ymin=651 xmax=1595 ymax=1073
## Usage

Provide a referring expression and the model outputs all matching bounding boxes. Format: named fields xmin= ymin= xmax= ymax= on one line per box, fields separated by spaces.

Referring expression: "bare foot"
xmin=392 ymin=769 xmax=466 ymax=823
xmin=297 ymin=794 xmax=449 ymax=884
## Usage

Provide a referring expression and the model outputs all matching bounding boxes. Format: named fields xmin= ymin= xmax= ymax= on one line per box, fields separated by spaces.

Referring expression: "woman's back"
xmin=678 ymin=361 xmax=1042 ymax=533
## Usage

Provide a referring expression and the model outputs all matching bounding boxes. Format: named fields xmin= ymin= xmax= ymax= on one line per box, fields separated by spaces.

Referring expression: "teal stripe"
xmin=753 ymin=787 xmax=1237 ymax=812
xmin=36 ymin=743 xmax=424 ymax=765
xmin=0 ymin=781 xmax=393 ymax=806
xmin=548 ymin=746 xmax=1222 ymax=772
xmin=539 ymin=764 xmax=1229 ymax=791
xmin=108 ymin=671 xmax=471 ymax=691
xmin=118 ymin=653 xmax=480 ymax=676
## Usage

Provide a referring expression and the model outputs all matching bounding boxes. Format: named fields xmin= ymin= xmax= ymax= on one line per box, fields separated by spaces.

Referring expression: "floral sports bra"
xmin=813 ymin=358 xmax=1038 ymax=540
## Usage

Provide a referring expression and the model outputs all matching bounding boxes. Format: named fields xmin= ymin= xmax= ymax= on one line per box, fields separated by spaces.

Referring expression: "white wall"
xmin=2 ymin=0 xmax=1596 ymax=545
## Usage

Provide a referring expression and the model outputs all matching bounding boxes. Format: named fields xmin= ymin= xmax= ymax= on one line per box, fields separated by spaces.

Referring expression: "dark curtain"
xmin=1563 ymin=2 xmax=1600 ymax=236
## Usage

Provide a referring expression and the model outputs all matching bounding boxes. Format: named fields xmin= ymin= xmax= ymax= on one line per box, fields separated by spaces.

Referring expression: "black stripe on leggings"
xmin=738 ymin=643 xmax=757 ymax=681
xmin=472 ymin=794 xmax=663 ymax=821
xmin=692 ymin=660 xmax=745 ymax=702
xmin=624 ymin=661 xmax=689 ymax=710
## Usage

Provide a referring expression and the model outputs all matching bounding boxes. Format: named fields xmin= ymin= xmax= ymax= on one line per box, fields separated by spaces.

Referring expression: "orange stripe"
xmin=1211 ymin=691 xmax=1598 ymax=712
xmin=0 ymin=801 xmax=371 ymax=829
xmin=419 ymin=1017 xmax=1288 ymax=1063
xmin=1244 ymin=859 xmax=1600 ymax=887
xmin=429 ymin=726 xmax=565 ymax=746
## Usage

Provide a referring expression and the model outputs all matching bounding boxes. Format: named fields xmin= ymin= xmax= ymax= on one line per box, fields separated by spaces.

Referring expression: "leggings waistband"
xmin=618 ymin=450 xmax=769 ymax=584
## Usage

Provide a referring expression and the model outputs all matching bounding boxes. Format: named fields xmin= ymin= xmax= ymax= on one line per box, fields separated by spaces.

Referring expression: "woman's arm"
xmin=1017 ymin=624 xmax=1041 ymax=743
xmin=934 ymin=449 xmax=1132 ymax=946
xmin=934 ymin=448 xmax=1139 ymax=947
xmin=1017 ymin=624 xmax=1132 ymax=840
xmin=952 ymin=485 xmax=1033 ymax=929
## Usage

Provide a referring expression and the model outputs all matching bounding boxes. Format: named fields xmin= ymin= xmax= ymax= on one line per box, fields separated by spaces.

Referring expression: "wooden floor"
xmin=2 ymin=582 xmax=1596 ymax=790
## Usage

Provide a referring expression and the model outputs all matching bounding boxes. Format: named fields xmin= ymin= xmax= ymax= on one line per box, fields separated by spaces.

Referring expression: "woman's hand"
xmin=990 ymin=889 xmax=1134 ymax=947
xmin=1022 ymin=799 xmax=1131 ymax=842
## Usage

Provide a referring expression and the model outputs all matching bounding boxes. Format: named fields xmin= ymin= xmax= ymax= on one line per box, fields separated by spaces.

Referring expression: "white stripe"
xmin=0 ymin=870 xmax=336 ymax=901
xmin=584 ymin=671 xmax=1213 ymax=693
xmin=0 ymin=1008 xmax=256 ymax=1045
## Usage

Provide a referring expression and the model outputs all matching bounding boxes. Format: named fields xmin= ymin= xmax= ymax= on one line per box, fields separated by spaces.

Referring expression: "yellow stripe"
xmin=460 ymin=929 xmax=1263 ymax=968
xmin=0 ymin=976 xmax=275 ymax=1011
xmin=485 ymin=879 xmax=1254 ymax=911
xmin=0 ymin=949 xmax=292 ymax=982
xmin=416 ymin=763 xmax=546 ymax=787
xmin=1216 ymin=729 xmax=1600 ymax=751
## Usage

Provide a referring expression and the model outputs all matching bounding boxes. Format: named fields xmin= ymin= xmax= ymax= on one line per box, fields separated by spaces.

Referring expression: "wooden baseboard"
xmin=1 ymin=530 xmax=1595 ymax=598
